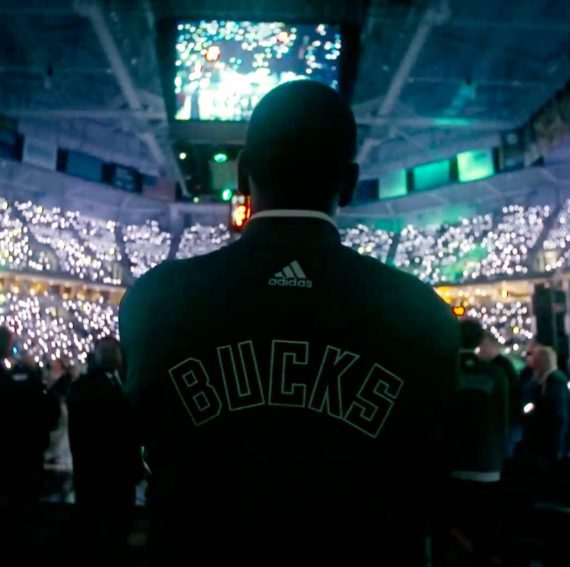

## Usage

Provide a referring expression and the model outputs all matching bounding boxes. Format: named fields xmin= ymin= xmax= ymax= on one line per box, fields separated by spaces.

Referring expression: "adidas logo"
xmin=268 ymin=260 xmax=313 ymax=289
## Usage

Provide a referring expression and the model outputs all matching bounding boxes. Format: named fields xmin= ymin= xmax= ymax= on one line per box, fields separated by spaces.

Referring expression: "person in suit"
xmin=522 ymin=346 xmax=569 ymax=463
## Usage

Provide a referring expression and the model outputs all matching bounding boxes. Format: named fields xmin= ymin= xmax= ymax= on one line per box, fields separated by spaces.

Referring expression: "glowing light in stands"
xmin=452 ymin=305 xmax=466 ymax=317
xmin=176 ymin=224 xmax=231 ymax=259
xmin=230 ymin=193 xmax=251 ymax=232
xmin=466 ymin=300 xmax=533 ymax=354
xmin=122 ymin=221 xmax=172 ymax=278
xmin=339 ymin=225 xmax=393 ymax=262
xmin=395 ymin=205 xmax=550 ymax=284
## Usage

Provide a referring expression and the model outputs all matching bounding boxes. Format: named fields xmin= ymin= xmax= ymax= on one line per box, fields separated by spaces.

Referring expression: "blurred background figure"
xmin=45 ymin=358 xmax=73 ymax=400
xmin=520 ymin=339 xmax=541 ymax=396
xmin=68 ymin=336 xmax=142 ymax=564
xmin=43 ymin=358 xmax=74 ymax=501
xmin=0 ymin=326 xmax=60 ymax=559
xmin=447 ymin=319 xmax=509 ymax=564
xmin=521 ymin=346 xmax=569 ymax=465
xmin=479 ymin=331 xmax=522 ymax=456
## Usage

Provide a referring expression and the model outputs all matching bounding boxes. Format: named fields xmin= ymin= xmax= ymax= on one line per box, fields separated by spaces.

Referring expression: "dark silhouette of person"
xmin=521 ymin=346 xmax=569 ymax=464
xmin=479 ymin=332 xmax=521 ymax=454
xmin=68 ymin=336 xmax=141 ymax=564
xmin=447 ymin=319 xmax=509 ymax=564
xmin=0 ymin=326 xmax=59 ymax=560
xmin=46 ymin=358 xmax=73 ymax=401
xmin=120 ymin=80 xmax=459 ymax=565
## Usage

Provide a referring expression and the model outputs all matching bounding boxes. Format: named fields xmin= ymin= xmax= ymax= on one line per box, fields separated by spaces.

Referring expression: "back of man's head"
xmin=532 ymin=345 xmax=558 ymax=377
xmin=478 ymin=331 xmax=500 ymax=361
xmin=241 ymin=80 xmax=358 ymax=209
xmin=459 ymin=318 xmax=485 ymax=351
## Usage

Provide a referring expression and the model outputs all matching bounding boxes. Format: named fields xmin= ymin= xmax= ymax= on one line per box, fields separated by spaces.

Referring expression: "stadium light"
xmin=230 ymin=193 xmax=251 ymax=232
xmin=213 ymin=152 xmax=228 ymax=164
xmin=452 ymin=305 xmax=466 ymax=317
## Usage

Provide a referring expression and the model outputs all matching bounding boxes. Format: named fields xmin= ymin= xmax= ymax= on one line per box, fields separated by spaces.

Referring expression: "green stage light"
xmin=213 ymin=152 xmax=228 ymax=164
xmin=222 ymin=188 xmax=233 ymax=201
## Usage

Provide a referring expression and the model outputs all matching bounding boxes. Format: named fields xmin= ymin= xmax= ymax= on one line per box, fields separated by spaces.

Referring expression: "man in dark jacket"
xmin=120 ymin=80 xmax=459 ymax=565
xmin=448 ymin=319 xmax=509 ymax=563
xmin=479 ymin=331 xmax=521 ymax=454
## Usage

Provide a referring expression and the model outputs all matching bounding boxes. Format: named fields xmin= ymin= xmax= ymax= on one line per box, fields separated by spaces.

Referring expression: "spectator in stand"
xmin=68 ymin=337 xmax=142 ymax=564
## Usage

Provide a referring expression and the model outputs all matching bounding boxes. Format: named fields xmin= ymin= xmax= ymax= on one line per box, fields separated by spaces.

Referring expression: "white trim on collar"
xmin=249 ymin=209 xmax=337 ymax=228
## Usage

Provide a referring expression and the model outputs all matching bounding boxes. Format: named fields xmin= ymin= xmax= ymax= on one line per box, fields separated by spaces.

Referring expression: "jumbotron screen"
xmin=174 ymin=20 xmax=343 ymax=122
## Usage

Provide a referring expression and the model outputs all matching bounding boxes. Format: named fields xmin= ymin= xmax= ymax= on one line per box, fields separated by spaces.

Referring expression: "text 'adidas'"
xmin=268 ymin=260 xmax=313 ymax=289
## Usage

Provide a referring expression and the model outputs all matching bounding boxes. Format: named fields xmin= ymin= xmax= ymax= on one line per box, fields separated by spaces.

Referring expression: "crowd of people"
xmin=3 ymin=195 xmax=570 ymax=288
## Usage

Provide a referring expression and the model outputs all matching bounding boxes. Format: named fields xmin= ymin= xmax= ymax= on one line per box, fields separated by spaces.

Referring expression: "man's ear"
xmin=338 ymin=162 xmax=359 ymax=208
xmin=237 ymin=150 xmax=251 ymax=197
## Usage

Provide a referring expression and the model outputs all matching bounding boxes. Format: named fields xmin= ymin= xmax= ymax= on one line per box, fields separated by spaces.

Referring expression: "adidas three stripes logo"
xmin=268 ymin=260 xmax=313 ymax=288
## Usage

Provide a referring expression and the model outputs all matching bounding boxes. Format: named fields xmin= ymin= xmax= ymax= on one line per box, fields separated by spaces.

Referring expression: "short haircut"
xmin=459 ymin=319 xmax=485 ymax=350
xmin=244 ymin=80 xmax=357 ymax=198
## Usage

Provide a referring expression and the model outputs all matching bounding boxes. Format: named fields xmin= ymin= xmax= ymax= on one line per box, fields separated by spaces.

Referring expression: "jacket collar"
xmin=242 ymin=209 xmax=340 ymax=245
xmin=249 ymin=209 xmax=337 ymax=228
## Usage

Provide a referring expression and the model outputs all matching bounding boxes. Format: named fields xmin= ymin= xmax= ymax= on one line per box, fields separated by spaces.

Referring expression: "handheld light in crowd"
xmin=230 ymin=193 xmax=251 ymax=232
xmin=523 ymin=403 xmax=535 ymax=414
xmin=205 ymin=45 xmax=221 ymax=62
xmin=452 ymin=305 xmax=466 ymax=317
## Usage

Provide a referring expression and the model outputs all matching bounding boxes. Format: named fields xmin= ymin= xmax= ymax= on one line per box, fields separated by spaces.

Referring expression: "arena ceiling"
xmin=0 ymin=0 xmax=569 ymax=220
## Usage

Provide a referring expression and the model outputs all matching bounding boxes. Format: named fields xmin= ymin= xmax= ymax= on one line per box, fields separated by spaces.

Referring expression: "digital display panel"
xmin=457 ymin=149 xmax=495 ymax=183
xmin=379 ymin=169 xmax=408 ymax=200
xmin=174 ymin=20 xmax=342 ymax=122
xmin=413 ymin=160 xmax=451 ymax=192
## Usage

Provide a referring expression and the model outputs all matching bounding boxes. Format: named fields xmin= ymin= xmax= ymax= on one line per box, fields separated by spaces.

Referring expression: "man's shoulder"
xmin=338 ymin=249 xmax=459 ymax=353
xmin=122 ymin=246 xmax=233 ymax=308
xmin=355 ymin=251 xmax=455 ymax=321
